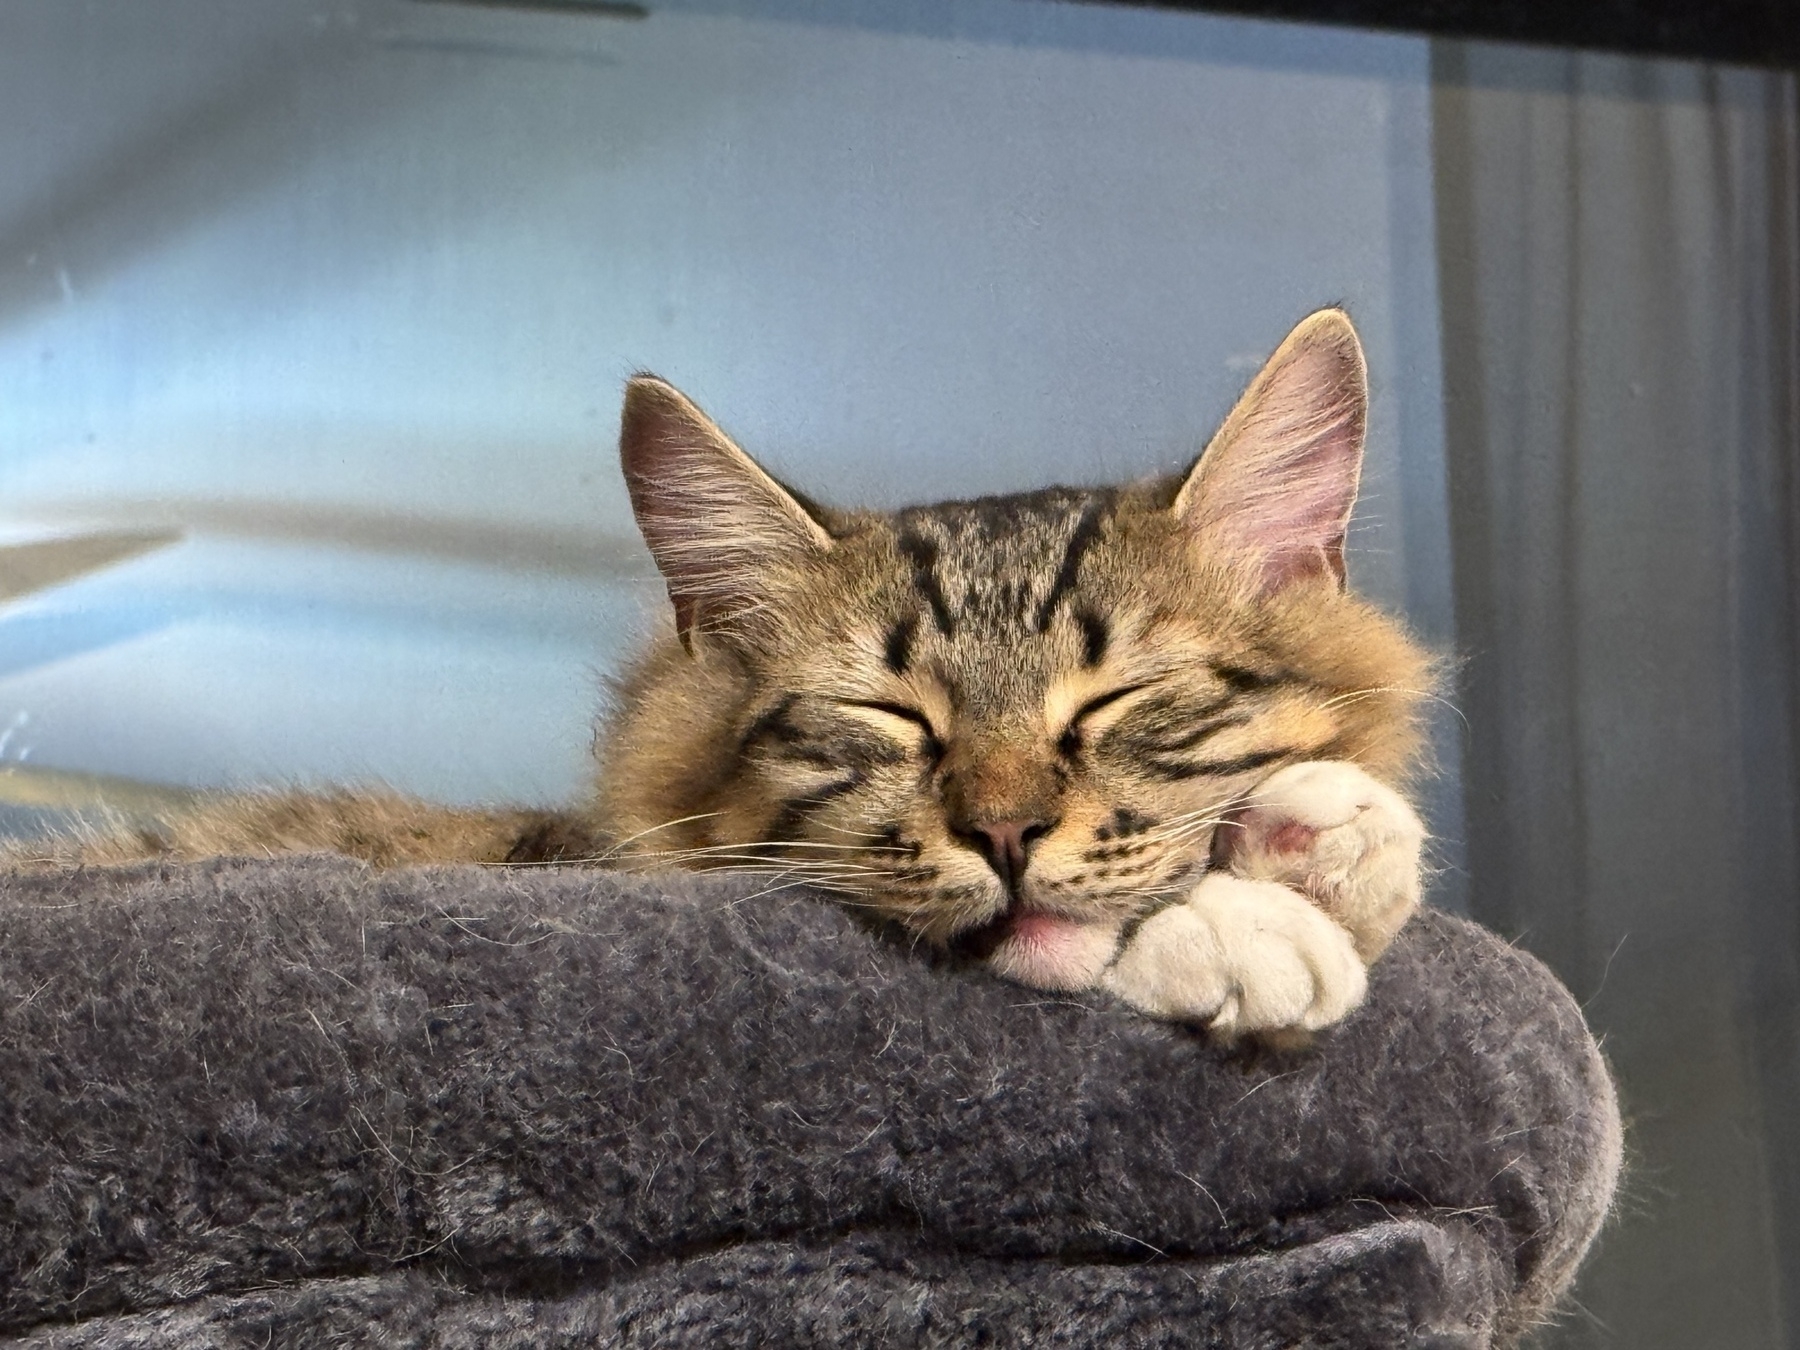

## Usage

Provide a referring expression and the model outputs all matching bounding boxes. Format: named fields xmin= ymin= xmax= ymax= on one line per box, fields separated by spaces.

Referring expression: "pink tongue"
xmin=1009 ymin=911 xmax=1083 ymax=946
xmin=986 ymin=911 xmax=1119 ymax=992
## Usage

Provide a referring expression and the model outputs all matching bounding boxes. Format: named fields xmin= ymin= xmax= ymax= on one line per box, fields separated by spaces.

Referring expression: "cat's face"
xmin=599 ymin=309 xmax=1430 ymax=961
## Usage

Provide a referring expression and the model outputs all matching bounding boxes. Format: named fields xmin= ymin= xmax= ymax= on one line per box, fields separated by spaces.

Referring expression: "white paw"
xmin=1217 ymin=761 xmax=1424 ymax=960
xmin=1100 ymin=873 xmax=1367 ymax=1036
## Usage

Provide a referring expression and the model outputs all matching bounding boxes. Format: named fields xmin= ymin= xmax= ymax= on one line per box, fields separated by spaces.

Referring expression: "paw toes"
xmin=1213 ymin=762 xmax=1425 ymax=961
xmin=1298 ymin=939 xmax=1368 ymax=1029
xmin=1208 ymin=991 xmax=1243 ymax=1038
xmin=1246 ymin=761 xmax=1371 ymax=830
xmin=1101 ymin=903 xmax=1232 ymax=1022
xmin=1107 ymin=876 xmax=1369 ymax=1035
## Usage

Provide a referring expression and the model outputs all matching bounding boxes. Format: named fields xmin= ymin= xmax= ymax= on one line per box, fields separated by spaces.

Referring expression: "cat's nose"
xmin=955 ymin=817 xmax=1056 ymax=893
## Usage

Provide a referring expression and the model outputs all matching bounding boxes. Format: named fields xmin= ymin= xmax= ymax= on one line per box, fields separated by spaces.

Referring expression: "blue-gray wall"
xmin=0 ymin=0 xmax=1454 ymax=862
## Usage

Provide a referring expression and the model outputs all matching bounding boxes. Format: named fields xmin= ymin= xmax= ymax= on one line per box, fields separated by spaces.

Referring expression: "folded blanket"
xmin=0 ymin=859 xmax=1619 ymax=1348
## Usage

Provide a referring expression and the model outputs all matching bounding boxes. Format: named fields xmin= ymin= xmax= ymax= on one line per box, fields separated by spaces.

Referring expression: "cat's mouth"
xmin=949 ymin=903 xmax=1125 ymax=992
xmin=946 ymin=858 xmax=1209 ymax=960
xmin=947 ymin=903 xmax=1092 ymax=960
xmin=948 ymin=910 xmax=1018 ymax=961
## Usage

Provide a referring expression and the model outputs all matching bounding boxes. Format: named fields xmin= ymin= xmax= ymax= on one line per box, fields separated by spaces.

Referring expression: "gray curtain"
xmin=1432 ymin=42 xmax=1800 ymax=1347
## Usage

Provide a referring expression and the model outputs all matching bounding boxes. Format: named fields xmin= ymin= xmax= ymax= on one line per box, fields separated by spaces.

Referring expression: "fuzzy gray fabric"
xmin=0 ymin=858 xmax=1619 ymax=1349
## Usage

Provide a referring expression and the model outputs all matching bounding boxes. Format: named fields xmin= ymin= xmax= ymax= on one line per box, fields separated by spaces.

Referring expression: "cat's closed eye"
xmin=1057 ymin=683 xmax=1149 ymax=758
xmin=833 ymin=698 xmax=945 ymax=765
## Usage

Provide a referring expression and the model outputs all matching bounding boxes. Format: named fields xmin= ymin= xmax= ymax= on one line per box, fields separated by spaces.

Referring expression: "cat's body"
xmin=15 ymin=309 xmax=1433 ymax=1036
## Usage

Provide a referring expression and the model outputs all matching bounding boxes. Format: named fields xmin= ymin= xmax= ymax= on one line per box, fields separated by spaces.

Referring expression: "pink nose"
xmin=957 ymin=817 xmax=1055 ymax=891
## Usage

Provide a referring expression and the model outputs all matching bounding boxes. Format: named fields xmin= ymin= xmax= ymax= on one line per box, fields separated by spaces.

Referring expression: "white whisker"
xmin=1317 ymin=684 xmax=1468 ymax=730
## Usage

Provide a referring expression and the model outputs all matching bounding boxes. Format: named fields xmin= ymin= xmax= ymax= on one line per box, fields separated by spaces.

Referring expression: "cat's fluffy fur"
xmin=593 ymin=307 xmax=1435 ymax=1018
xmin=13 ymin=309 xmax=1436 ymax=1032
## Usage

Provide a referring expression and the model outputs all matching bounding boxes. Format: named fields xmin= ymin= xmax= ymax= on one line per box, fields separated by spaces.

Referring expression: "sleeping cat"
xmin=19 ymin=308 xmax=1432 ymax=1037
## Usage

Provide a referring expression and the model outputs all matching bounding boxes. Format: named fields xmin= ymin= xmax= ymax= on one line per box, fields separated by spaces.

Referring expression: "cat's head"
xmin=604 ymin=309 xmax=1432 ymax=970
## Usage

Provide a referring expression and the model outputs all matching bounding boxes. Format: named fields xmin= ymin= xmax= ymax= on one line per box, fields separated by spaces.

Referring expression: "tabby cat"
xmin=20 ymin=308 xmax=1432 ymax=1037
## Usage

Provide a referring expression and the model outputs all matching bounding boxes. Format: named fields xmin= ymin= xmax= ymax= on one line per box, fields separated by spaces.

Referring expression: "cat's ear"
xmin=1172 ymin=308 xmax=1367 ymax=593
xmin=620 ymin=374 xmax=833 ymax=642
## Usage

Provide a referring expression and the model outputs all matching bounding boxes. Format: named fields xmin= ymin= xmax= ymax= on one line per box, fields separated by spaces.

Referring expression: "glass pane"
xmin=0 ymin=0 xmax=1450 ymax=832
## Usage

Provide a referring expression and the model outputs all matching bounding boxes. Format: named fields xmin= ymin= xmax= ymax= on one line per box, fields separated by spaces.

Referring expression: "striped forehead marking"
xmin=892 ymin=489 xmax=1113 ymax=642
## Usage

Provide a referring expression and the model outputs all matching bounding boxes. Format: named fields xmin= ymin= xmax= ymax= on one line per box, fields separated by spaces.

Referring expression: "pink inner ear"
xmin=1233 ymin=423 xmax=1359 ymax=589
xmin=619 ymin=375 xmax=832 ymax=641
xmin=1184 ymin=338 xmax=1366 ymax=593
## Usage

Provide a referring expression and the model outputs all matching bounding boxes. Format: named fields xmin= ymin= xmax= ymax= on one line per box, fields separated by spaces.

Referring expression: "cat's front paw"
xmin=1214 ymin=760 xmax=1424 ymax=960
xmin=1101 ymin=873 xmax=1366 ymax=1037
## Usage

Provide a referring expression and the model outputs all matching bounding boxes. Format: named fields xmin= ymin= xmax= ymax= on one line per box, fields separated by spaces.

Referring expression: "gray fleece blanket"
xmin=0 ymin=858 xmax=1619 ymax=1349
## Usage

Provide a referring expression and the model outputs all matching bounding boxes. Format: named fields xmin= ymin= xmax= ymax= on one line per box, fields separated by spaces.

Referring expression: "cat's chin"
xmin=976 ymin=911 xmax=1121 ymax=993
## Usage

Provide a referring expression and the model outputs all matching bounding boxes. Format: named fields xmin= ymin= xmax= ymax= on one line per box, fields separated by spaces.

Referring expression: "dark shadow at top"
xmin=633 ymin=0 xmax=1427 ymax=79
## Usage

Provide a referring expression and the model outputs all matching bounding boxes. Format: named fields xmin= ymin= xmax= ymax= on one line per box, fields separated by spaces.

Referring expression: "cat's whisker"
xmin=626 ymin=855 xmax=889 ymax=877
xmin=596 ymin=811 xmax=725 ymax=857
xmin=1318 ymin=684 xmax=1469 ymax=730
xmin=1138 ymin=812 xmax=1236 ymax=847
xmin=594 ymin=813 xmax=727 ymax=867
xmin=587 ymin=853 xmax=868 ymax=878
xmin=627 ymin=847 xmax=887 ymax=865
xmin=479 ymin=855 xmax=608 ymax=868
xmin=729 ymin=876 xmax=872 ymax=904
xmin=596 ymin=853 xmax=891 ymax=886
xmin=619 ymin=839 xmax=903 ymax=862
xmin=1142 ymin=811 xmax=1234 ymax=836
xmin=676 ymin=857 xmax=881 ymax=888
xmin=1145 ymin=802 xmax=1239 ymax=828
xmin=807 ymin=820 xmax=903 ymax=843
